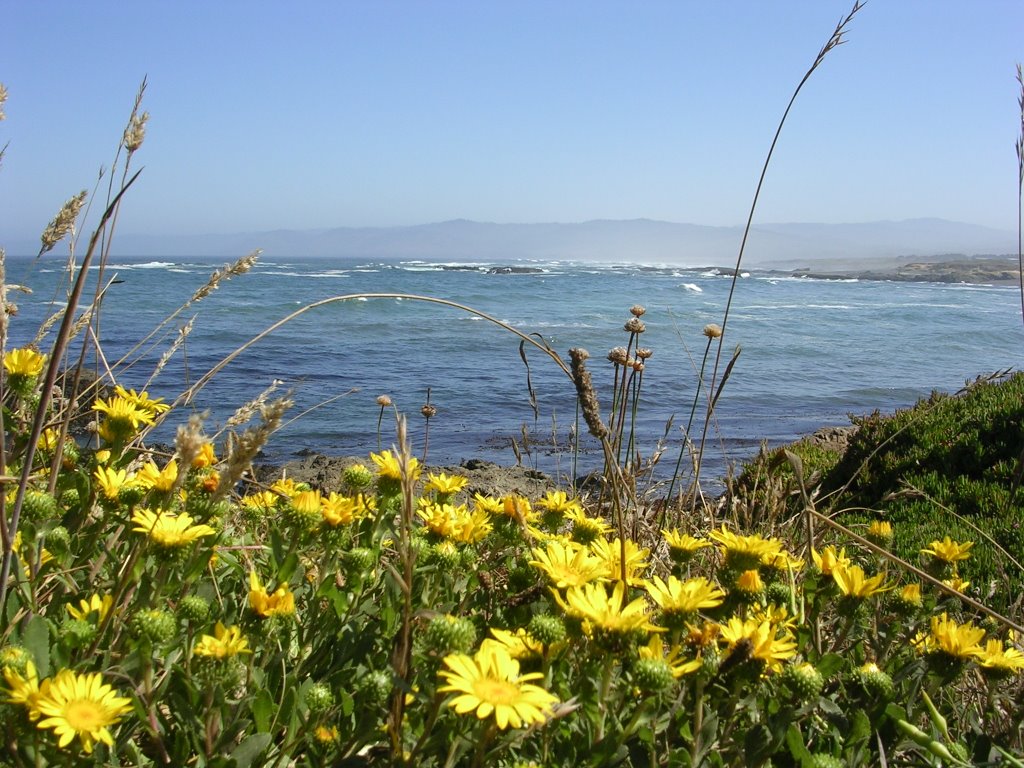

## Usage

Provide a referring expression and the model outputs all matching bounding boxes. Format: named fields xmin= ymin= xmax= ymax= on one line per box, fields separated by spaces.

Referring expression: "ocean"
xmin=7 ymin=255 xmax=1023 ymax=489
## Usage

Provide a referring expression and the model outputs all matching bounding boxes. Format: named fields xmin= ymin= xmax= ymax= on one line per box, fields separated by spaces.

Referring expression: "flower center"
xmin=473 ymin=678 xmax=520 ymax=706
xmin=65 ymin=699 xmax=104 ymax=731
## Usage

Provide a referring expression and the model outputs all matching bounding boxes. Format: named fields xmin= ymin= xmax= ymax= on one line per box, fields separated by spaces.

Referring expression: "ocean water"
xmin=7 ymin=255 xmax=1023 ymax=487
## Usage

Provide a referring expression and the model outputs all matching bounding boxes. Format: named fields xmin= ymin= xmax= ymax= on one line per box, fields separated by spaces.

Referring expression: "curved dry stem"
xmin=169 ymin=293 xmax=572 ymax=413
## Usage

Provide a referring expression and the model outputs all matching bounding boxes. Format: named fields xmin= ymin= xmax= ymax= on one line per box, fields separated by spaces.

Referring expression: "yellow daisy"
xmin=832 ymin=563 xmax=891 ymax=599
xmin=370 ymin=450 xmax=420 ymax=483
xmin=921 ymin=536 xmax=974 ymax=564
xmin=529 ymin=540 xmax=607 ymax=589
xmin=424 ymin=472 xmax=469 ymax=496
xmin=137 ymin=458 xmax=178 ymax=492
xmin=66 ymin=594 xmax=114 ymax=623
xmin=33 ymin=669 xmax=133 ymax=754
xmin=638 ymin=634 xmax=701 ymax=678
xmin=914 ymin=612 xmax=985 ymax=660
xmin=3 ymin=348 xmax=46 ymax=377
xmin=718 ymin=616 xmax=797 ymax=673
xmin=709 ymin=526 xmax=782 ymax=570
xmin=3 ymin=659 xmax=43 ymax=718
xmin=321 ymin=492 xmax=360 ymax=526
xmin=590 ymin=537 xmax=649 ymax=585
xmin=644 ymin=575 xmax=726 ymax=617
xmin=810 ymin=545 xmax=850 ymax=577
xmin=481 ymin=628 xmax=545 ymax=660
xmin=438 ymin=645 xmax=558 ymax=729
xmin=113 ymin=385 xmax=170 ymax=416
xmin=248 ymin=572 xmax=296 ymax=618
xmin=976 ymin=638 xmax=1024 ymax=677
xmin=553 ymin=581 xmax=661 ymax=636
xmin=662 ymin=529 xmax=712 ymax=558
xmin=131 ymin=508 xmax=216 ymax=549
xmin=193 ymin=622 xmax=252 ymax=658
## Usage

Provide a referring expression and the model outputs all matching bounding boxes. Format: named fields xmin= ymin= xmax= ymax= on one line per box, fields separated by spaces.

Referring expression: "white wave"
xmin=168 ymin=268 xmax=192 ymax=274
xmin=680 ymin=283 xmax=703 ymax=293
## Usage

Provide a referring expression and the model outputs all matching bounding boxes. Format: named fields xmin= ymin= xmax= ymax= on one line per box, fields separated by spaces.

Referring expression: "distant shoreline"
xmin=781 ymin=257 xmax=1022 ymax=286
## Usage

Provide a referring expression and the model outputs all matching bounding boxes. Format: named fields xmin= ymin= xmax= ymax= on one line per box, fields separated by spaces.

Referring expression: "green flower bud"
xmin=305 ymin=683 xmax=335 ymax=715
xmin=780 ymin=661 xmax=824 ymax=701
xmin=60 ymin=618 xmax=97 ymax=648
xmin=132 ymin=609 xmax=177 ymax=644
xmin=632 ymin=658 xmax=675 ymax=694
xmin=428 ymin=541 xmax=461 ymax=570
xmin=422 ymin=614 xmax=477 ymax=656
xmin=58 ymin=488 xmax=81 ymax=513
xmin=766 ymin=581 xmax=793 ymax=608
xmin=0 ymin=645 xmax=32 ymax=675
xmin=852 ymin=661 xmax=894 ymax=700
xmin=342 ymin=547 xmax=376 ymax=581
xmin=809 ymin=755 xmax=845 ymax=768
xmin=45 ymin=526 xmax=71 ymax=553
xmin=22 ymin=490 xmax=59 ymax=521
xmin=343 ymin=464 xmax=374 ymax=491
xmin=527 ymin=614 xmax=566 ymax=647
xmin=177 ymin=595 xmax=210 ymax=624
xmin=359 ymin=670 xmax=392 ymax=707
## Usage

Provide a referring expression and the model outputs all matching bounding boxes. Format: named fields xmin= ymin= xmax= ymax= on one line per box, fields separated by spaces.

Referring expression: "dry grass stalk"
xmin=175 ymin=413 xmax=209 ymax=472
xmin=146 ymin=315 xmax=195 ymax=387
xmin=38 ymin=191 xmax=88 ymax=257
xmin=224 ymin=378 xmax=284 ymax=428
xmin=190 ymin=251 xmax=260 ymax=305
xmin=215 ymin=395 xmax=292 ymax=498
xmin=0 ymin=81 xmax=8 ymax=120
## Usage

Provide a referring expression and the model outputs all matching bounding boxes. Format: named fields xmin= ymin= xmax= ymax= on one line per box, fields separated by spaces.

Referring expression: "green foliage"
xmin=822 ymin=373 xmax=1024 ymax=612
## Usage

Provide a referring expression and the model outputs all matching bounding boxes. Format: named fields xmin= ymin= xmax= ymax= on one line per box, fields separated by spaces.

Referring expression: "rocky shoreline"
xmin=252 ymin=425 xmax=859 ymax=499
xmin=784 ymin=257 xmax=1021 ymax=286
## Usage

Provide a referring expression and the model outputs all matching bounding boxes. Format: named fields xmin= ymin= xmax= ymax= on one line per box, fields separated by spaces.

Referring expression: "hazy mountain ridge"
xmin=8 ymin=218 xmax=1016 ymax=265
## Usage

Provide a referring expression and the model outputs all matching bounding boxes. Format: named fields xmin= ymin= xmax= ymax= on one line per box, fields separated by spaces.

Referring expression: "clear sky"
xmin=2 ymin=1 xmax=1022 ymax=241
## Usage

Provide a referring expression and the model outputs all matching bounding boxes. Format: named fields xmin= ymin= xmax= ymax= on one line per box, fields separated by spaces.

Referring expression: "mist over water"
xmin=10 ymin=256 xmax=1023 ymax=487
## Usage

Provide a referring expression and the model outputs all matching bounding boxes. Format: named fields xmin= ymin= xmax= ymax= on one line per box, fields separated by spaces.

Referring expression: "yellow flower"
xmin=438 ymin=645 xmax=558 ymax=729
xmin=718 ymin=616 xmax=797 ymax=673
xmin=529 ymin=540 xmax=607 ymax=589
xmin=451 ymin=505 xmax=492 ymax=544
xmin=193 ymin=622 xmax=252 ymax=658
xmin=131 ymin=508 xmax=216 ymax=548
xmin=897 ymin=583 xmax=923 ymax=607
xmin=314 ymin=725 xmax=340 ymax=743
xmin=240 ymin=491 xmax=280 ymax=514
xmin=811 ymin=545 xmax=850 ymax=577
xmin=867 ymin=520 xmax=893 ymax=542
xmin=590 ymin=537 xmax=649 ymax=585
xmin=553 ymin=581 xmax=661 ymax=636
xmin=425 ymin=472 xmax=469 ymax=496
xmin=66 ymin=594 xmax=114 ymax=623
xmin=536 ymin=490 xmax=583 ymax=515
xmin=566 ymin=507 xmax=612 ymax=541
xmin=192 ymin=442 xmax=217 ymax=468
xmin=370 ymin=450 xmax=420 ymax=482
xmin=501 ymin=495 xmax=534 ymax=523
xmin=710 ymin=526 xmax=782 ymax=570
xmin=321 ymin=492 xmax=360 ymax=526
xmin=481 ymin=628 xmax=545 ymax=660
xmin=33 ymin=669 xmax=133 ymax=754
xmin=662 ymin=529 xmax=712 ymax=557
xmin=473 ymin=493 xmax=504 ymax=515
xmin=4 ymin=659 xmax=42 ymax=718
xmin=137 ymin=459 xmax=178 ymax=492
xmin=914 ymin=612 xmax=985 ymax=660
xmin=94 ymin=466 xmax=139 ymax=501
xmin=832 ymin=563 xmax=890 ymax=599
xmin=270 ymin=478 xmax=304 ymax=498
xmin=763 ymin=550 xmax=804 ymax=572
xmin=418 ymin=502 xmax=468 ymax=539
xmin=644 ymin=575 xmax=726 ymax=616
xmin=3 ymin=348 xmax=46 ymax=377
xmin=921 ymin=536 xmax=974 ymax=564
xmin=112 ymin=385 xmax=170 ymax=416
xmin=942 ymin=575 xmax=970 ymax=593
xmin=248 ymin=572 xmax=296 ymax=618
xmin=976 ymin=639 xmax=1024 ymax=676
xmin=92 ymin=395 xmax=156 ymax=441
xmin=638 ymin=634 xmax=701 ymax=678
xmin=734 ymin=569 xmax=765 ymax=596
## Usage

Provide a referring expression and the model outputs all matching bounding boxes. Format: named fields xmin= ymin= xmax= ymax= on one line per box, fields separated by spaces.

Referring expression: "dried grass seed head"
xmin=703 ymin=323 xmax=723 ymax=339
xmin=0 ymin=82 xmax=7 ymax=121
xmin=569 ymin=347 xmax=607 ymax=440
xmin=39 ymin=191 xmax=88 ymax=256
xmin=123 ymin=111 xmax=150 ymax=153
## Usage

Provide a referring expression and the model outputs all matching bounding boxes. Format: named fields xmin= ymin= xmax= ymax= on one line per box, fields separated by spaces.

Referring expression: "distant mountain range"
xmin=9 ymin=218 xmax=1017 ymax=266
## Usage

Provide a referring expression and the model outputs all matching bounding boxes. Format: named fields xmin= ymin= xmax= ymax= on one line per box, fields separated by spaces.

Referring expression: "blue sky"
xmin=2 ymin=1 xmax=1022 ymax=240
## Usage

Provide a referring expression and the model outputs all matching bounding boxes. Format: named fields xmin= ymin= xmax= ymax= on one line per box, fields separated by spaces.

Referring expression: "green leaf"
xmin=816 ymin=653 xmax=844 ymax=678
xmin=229 ymin=733 xmax=272 ymax=768
xmin=786 ymin=723 xmax=812 ymax=764
xmin=23 ymin=614 xmax=50 ymax=677
xmin=251 ymin=689 xmax=275 ymax=733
